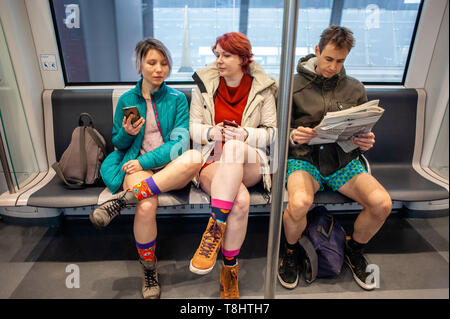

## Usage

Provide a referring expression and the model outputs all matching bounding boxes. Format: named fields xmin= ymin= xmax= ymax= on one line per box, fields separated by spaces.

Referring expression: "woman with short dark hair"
xmin=90 ymin=38 xmax=202 ymax=299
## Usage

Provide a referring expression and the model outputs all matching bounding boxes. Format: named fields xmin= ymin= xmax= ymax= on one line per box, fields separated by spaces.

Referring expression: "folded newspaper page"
xmin=308 ymin=100 xmax=384 ymax=153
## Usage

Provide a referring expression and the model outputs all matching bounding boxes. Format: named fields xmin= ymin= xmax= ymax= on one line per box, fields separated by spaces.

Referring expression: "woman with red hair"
xmin=189 ymin=32 xmax=277 ymax=298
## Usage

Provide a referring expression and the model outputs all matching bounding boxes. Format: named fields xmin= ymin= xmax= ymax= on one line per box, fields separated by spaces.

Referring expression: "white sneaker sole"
xmin=277 ymin=272 xmax=299 ymax=289
xmin=189 ymin=258 xmax=216 ymax=275
xmin=345 ymin=257 xmax=377 ymax=291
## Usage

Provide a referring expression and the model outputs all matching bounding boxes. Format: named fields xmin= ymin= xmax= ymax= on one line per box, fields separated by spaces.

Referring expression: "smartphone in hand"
xmin=223 ymin=119 xmax=239 ymax=127
xmin=123 ymin=106 xmax=141 ymax=124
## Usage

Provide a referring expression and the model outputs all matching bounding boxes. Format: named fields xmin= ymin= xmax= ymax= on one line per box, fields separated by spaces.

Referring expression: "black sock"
xmin=286 ymin=241 xmax=299 ymax=252
xmin=348 ymin=237 xmax=366 ymax=251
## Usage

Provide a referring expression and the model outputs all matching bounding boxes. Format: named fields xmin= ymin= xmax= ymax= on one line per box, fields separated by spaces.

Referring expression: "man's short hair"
xmin=135 ymin=38 xmax=173 ymax=76
xmin=318 ymin=25 xmax=355 ymax=53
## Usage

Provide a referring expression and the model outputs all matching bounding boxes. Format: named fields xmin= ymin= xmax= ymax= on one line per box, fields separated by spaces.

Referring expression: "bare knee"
xmin=230 ymin=188 xmax=250 ymax=220
xmin=286 ymin=192 xmax=313 ymax=223
xmin=222 ymin=140 xmax=246 ymax=163
xmin=364 ymin=191 xmax=392 ymax=221
xmin=135 ymin=198 xmax=157 ymax=223
xmin=181 ymin=150 xmax=202 ymax=172
xmin=186 ymin=150 xmax=203 ymax=173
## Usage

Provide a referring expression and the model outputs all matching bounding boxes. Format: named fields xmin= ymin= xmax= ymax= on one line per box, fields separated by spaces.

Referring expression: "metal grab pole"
xmin=264 ymin=0 xmax=298 ymax=299
xmin=0 ymin=131 xmax=16 ymax=193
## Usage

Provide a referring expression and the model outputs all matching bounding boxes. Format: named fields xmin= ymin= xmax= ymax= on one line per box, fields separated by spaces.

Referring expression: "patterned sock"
xmin=211 ymin=198 xmax=234 ymax=224
xmin=130 ymin=176 xmax=161 ymax=201
xmin=222 ymin=247 xmax=239 ymax=267
xmin=136 ymin=239 xmax=156 ymax=262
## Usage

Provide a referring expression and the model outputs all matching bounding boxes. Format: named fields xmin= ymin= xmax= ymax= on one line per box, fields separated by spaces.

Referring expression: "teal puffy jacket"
xmin=100 ymin=78 xmax=189 ymax=193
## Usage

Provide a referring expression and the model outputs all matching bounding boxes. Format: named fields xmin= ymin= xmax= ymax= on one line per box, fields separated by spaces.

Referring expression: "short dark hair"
xmin=318 ymin=25 xmax=355 ymax=53
xmin=135 ymin=38 xmax=173 ymax=75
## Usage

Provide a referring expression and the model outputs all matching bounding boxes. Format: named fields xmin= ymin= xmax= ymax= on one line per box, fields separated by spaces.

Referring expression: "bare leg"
xmin=210 ymin=140 xmax=261 ymax=202
xmin=124 ymin=150 xmax=202 ymax=244
xmin=283 ymin=170 xmax=319 ymax=245
xmin=146 ymin=149 xmax=202 ymax=192
xmin=337 ymin=172 xmax=392 ymax=244
xmin=124 ymin=170 xmax=158 ymax=244
xmin=200 ymin=163 xmax=258 ymax=251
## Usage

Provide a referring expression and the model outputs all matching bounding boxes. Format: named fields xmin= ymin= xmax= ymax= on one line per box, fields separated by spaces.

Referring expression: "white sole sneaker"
xmin=277 ymin=272 xmax=299 ymax=289
xmin=345 ymin=256 xmax=377 ymax=291
xmin=189 ymin=258 xmax=216 ymax=275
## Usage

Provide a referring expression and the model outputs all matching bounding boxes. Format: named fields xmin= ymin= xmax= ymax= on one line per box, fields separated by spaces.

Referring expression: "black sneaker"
xmin=277 ymin=242 xmax=299 ymax=289
xmin=345 ymin=243 xmax=377 ymax=290
xmin=89 ymin=190 xmax=137 ymax=228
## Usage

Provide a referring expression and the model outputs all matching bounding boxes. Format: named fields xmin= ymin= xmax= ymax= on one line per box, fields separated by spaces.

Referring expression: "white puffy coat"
xmin=189 ymin=61 xmax=278 ymax=191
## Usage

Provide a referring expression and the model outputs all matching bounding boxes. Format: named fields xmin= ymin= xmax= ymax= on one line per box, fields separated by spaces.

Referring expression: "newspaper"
xmin=308 ymin=100 xmax=384 ymax=153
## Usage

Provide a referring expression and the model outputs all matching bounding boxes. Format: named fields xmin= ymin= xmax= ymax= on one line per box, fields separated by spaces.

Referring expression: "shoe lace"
xmin=347 ymin=249 xmax=368 ymax=277
xmin=283 ymin=249 xmax=297 ymax=270
xmin=143 ymin=267 xmax=159 ymax=288
xmin=199 ymin=215 xmax=222 ymax=258
xmin=103 ymin=198 xmax=127 ymax=218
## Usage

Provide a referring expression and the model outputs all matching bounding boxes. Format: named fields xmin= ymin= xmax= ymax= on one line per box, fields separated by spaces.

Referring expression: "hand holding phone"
xmin=123 ymin=106 xmax=141 ymax=124
xmin=223 ymin=119 xmax=239 ymax=127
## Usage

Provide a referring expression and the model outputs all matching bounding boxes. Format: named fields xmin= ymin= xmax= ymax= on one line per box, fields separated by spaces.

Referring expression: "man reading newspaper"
xmin=308 ymin=99 xmax=385 ymax=153
xmin=278 ymin=25 xmax=392 ymax=291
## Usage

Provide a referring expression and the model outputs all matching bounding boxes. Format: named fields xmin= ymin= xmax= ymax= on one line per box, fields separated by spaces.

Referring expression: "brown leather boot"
xmin=220 ymin=261 xmax=240 ymax=299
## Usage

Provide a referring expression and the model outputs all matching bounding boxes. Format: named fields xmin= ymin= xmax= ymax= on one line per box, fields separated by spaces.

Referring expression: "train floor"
xmin=0 ymin=212 xmax=448 ymax=299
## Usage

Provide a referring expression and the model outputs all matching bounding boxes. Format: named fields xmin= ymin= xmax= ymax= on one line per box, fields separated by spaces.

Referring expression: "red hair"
xmin=212 ymin=32 xmax=254 ymax=73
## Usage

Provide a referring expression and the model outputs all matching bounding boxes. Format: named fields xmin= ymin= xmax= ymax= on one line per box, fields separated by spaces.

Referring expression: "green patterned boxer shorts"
xmin=286 ymin=158 xmax=367 ymax=191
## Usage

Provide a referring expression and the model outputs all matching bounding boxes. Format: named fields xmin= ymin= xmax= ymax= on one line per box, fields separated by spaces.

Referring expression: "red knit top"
xmin=214 ymin=73 xmax=252 ymax=125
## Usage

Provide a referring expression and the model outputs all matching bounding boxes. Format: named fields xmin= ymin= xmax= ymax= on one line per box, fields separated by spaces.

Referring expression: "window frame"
xmin=49 ymin=0 xmax=424 ymax=86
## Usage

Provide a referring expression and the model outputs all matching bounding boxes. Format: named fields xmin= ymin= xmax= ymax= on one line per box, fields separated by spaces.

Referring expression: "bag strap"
xmin=85 ymin=126 xmax=107 ymax=156
xmin=317 ymin=215 xmax=334 ymax=239
xmin=79 ymin=126 xmax=88 ymax=183
xmin=51 ymin=162 xmax=85 ymax=189
xmin=299 ymin=236 xmax=318 ymax=283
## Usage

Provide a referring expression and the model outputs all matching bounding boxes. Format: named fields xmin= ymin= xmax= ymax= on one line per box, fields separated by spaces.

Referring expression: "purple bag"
xmin=303 ymin=207 xmax=346 ymax=278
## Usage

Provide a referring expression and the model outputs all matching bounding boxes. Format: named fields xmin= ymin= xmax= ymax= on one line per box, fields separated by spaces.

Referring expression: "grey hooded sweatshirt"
xmin=288 ymin=54 xmax=368 ymax=177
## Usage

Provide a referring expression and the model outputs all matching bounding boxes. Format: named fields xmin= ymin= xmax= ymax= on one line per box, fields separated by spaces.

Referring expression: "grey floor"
xmin=0 ymin=212 xmax=448 ymax=299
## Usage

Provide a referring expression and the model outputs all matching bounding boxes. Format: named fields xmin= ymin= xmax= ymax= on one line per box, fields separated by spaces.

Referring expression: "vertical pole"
xmin=239 ymin=0 xmax=249 ymax=35
xmin=264 ymin=0 xmax=298 ymax=299
xmin=329 ymin=0 xmax=344 ymax=26
xmin=142 ymin=0 xmax=154 ymax=38
xmin=0 ymin=131 xmax=16 ymax=193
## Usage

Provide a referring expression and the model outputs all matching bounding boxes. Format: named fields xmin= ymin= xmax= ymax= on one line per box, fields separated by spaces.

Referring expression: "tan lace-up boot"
xmin=140 ymin=259 xmax=161 ymax=299
xmin=189 ymin=216 xmax=226 ymax=275
xmin=220 ymin=261 xmax=240 ymax=299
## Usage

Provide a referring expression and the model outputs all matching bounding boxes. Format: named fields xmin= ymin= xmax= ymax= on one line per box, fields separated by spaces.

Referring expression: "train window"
xmin=50 ymin=0 xmax=422 ymax=85
xmin=340 ymin=0 xmax=422 ymax=82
